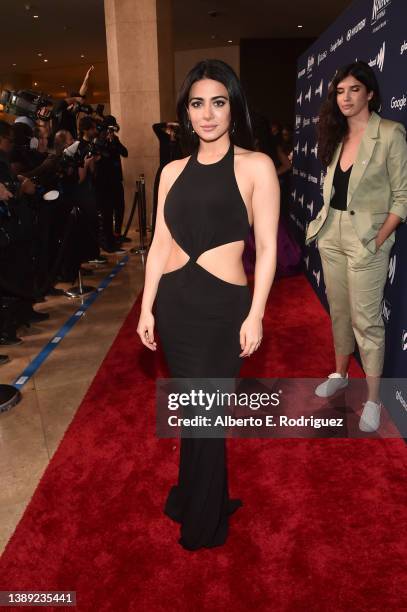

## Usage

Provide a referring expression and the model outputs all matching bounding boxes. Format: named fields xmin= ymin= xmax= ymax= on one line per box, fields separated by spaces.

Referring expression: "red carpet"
xmin=1 ymin=274 xmax=406 ymax=611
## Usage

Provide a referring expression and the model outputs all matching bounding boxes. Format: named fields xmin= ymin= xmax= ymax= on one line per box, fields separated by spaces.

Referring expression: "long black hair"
xmin=176 ymin=59 xmax=255 ymax=154
xmin=317 ymin=60 xmax=381 ymax=166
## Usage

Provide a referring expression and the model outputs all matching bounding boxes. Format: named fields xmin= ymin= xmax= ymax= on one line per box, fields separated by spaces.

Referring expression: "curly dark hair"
xmin=317 ymin=61 xmax=381 ymax=166
xmin=176 ymin=59 xmax=255 ymax=154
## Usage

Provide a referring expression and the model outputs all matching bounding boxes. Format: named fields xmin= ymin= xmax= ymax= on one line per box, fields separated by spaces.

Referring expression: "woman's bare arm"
xmin=239 ymin=152 xmax=280 ymax=357
xmin=140 ymin=163 xmax=176 ymax=315
xmin=249 ymin=152 xmax=280 ymax=318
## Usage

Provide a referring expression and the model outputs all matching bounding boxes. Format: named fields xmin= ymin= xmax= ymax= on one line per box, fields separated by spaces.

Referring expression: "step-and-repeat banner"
xmin=291 ymin=0 xmax=407 ymax=433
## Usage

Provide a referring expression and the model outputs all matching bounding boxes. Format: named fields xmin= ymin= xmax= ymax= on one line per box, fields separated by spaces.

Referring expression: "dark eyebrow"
xmin=188 ymin=95 xmax=228 ymax=102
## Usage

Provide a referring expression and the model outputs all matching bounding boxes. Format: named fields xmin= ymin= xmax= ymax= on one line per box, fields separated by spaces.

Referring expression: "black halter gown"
xmin=153 ymin=140 xmax=252 ymax=550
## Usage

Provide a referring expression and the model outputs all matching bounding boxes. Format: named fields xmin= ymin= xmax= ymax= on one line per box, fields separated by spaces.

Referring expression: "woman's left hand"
xmin=239 ymin=315 xmax=263 ymax=357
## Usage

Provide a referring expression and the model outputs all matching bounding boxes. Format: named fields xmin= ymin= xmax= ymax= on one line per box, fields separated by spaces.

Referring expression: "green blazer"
xmin=306 ymin=111 xmax=407 ymax=253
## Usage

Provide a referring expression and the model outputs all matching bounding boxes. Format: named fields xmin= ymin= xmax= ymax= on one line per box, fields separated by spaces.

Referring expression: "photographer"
xmin=74 ymin=116 xmax=106 ymax=265
xmin=94 ymin=115 xmax=128 ymax=251
xmin=0 ymin=120 xmax=47 ymax=346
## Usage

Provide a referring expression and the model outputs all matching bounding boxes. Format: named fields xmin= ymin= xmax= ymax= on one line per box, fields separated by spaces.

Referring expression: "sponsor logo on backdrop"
xmin=308 ymin=174 xmax=318 ymax=184
xmin=294 ymin=142 xmax=299 ymax=155
xmin=371 ymin=0 xmax=391 ymax=25
xmin=390 ymin=94 xmax=407 ymax=111
xmin=305 ymin=85 xmax=312 ymax=103
xmin=307 ymin=201 xmax=314 ymax=215
xmin=382 ymin=299 xmax=391 ymax=322
xmin=402 ymin=330 xmax=407 ymax=351
xmin=297 ymin=91 xmax=303 ymax=106
xmin=295 ymin=115 xmax=302 ymax=130
xmin=293 ymin=167 xmax=299 ymax=176
xmin=320 ymin=171 xmax=326 ymax=186
xmin=303 ymin=117 xmax=311 ymax=127
xmin=330 ymin=36 xmax=343 ymax=54
xmin=290 ymin=213 xmax=305 ymax=231
xmin=395 ymin=389 xmax=407 ymax=412
xmin=312 ymin=269 xmax=321 ymax=286
xmin=307 ymin=54 xmax=315 ymax=75
xmin=315 ymin=79 xmax=324 ymax=97
xmin=401 ymin=41 xmax=407 ymax=55
xmin=312 ymin=116 xmax=319 ymax=124
xmin=298 ymin=194 xmax=304 ymax=207
xmin=311 ymin=143 xmax=318 ymax=158
xmin=368 ymin=41 xmax=386 ymax=72
xmin=318 ymin=50 xmax=327 ymax=65
xmin=346 ymin=18 xmax=367 ymax=41
xmin=301 ymin=142 xmax=308 ymax=156
xmin=291 ymin=189 xmax=296 ymax=202
xmin=300 ymin=170 xmax=307 ymax=178
xmin=298 ymin=67 xmax=306 ymax=79
xmin=388 ymin=254 xmax=397 ymax=284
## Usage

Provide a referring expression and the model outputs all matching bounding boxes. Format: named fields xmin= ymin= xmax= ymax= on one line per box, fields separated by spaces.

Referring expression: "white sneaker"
xmin=359 ymin=401 xmax=381 ymax=432
xmin=315 ymin=372 xmax=349 ymax=398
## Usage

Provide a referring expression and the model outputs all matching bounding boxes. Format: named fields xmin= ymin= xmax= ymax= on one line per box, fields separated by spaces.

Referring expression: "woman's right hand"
xmin=137 ymin=309 xmax=157 ymax=351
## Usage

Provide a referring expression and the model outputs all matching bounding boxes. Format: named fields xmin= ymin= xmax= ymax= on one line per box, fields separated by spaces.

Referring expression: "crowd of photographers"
xmin=0 ymin=66 xmax=129 ymax=365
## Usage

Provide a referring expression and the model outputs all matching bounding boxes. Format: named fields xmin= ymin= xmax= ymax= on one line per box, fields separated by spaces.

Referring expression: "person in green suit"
xmin=306 ymin=61 xmax=407 ymax=432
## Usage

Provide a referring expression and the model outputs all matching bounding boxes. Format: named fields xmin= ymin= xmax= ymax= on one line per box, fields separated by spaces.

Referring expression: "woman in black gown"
xmin=137 ymin=60 xmax=280 ymax=551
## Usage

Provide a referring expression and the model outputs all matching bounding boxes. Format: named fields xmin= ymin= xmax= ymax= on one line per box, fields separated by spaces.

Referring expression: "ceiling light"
xmin=37 ymin=52 xmax=43 ymax=57
xmin=298 ymin=24 xmax=303 ymax=29
xmin=34 ymin=82 xmax=38 ymax=86
xmin=12 ymin=63 xmax=16 ymax=66
xmin=227 ymin=40 xmax=233 ymax=43
xmin=33 ymin=14 xmax=39 ymax=18
xmin=80 ymin=54 xmax=85 ymax=58
xmin=43 ymin=59 xmax=48 ymax=62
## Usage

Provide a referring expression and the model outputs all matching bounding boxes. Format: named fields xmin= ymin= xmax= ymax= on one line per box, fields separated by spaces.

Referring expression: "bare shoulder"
xmin=233 ymin=146 xmax=276 ymax=176
xmin=161 ymin=155 xmax=191 ymax=188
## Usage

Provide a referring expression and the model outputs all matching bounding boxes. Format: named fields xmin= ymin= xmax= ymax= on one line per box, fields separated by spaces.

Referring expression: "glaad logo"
xmin=382 ymin=299 xmax=391 ymax=322
xmin=303 ymin=117 xmax=311 ymax=127
xmin=402 ymin=330 xmax=407 ymax=351
xmin=298 ymin=194 xmax=304 ymax=207
xmin=401 ymin=41 xmax=407 ymax=55
xmin=294 ymin=142 xmax=299 ymax=155
xmin=346 ymin=18 xmax=367 ymax=41
xmin=368 ymin=41 xmax=385 ymax=72
xmin=388 ymin=254 xmax=396 ymax=284
xmin=314 ymin=79 xmax=323 ymax=97
xmin=301 ymin=142 xmax=308 ymax=156
xmin=371 ymin=0 xmax=391 ymax=25
xmin=312 ymin=269 xmax=321 ymax=286
xmin=291 ymin=189 xmax=296 ymax=202
xmin=307 ymin=201 xmax=314 ymax=215
xmin=311 ymin=143 xmax=318 ymax=158
xmin=391 ymin=94 xmax=406 ymax=111
xmin=305 ymin=85 xmax=312 ymax=103
xmin=298 ymin=67 xmax=306 ymax=78
xmin=297 ymin=91 xmax=303 ymax=106
xmin=295 ymin=115 xmax=302 ymax=129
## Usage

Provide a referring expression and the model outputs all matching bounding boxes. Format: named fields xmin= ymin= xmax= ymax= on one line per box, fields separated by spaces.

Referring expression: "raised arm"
xmin=79 ymin=65 xmax=94 ymax=97
xmin=239 ymin=152 xmax=280 ymax=357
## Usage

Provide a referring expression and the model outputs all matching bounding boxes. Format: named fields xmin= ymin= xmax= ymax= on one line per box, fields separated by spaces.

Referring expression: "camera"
xmin=0 ymin=89 xmax=53 ymax=122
